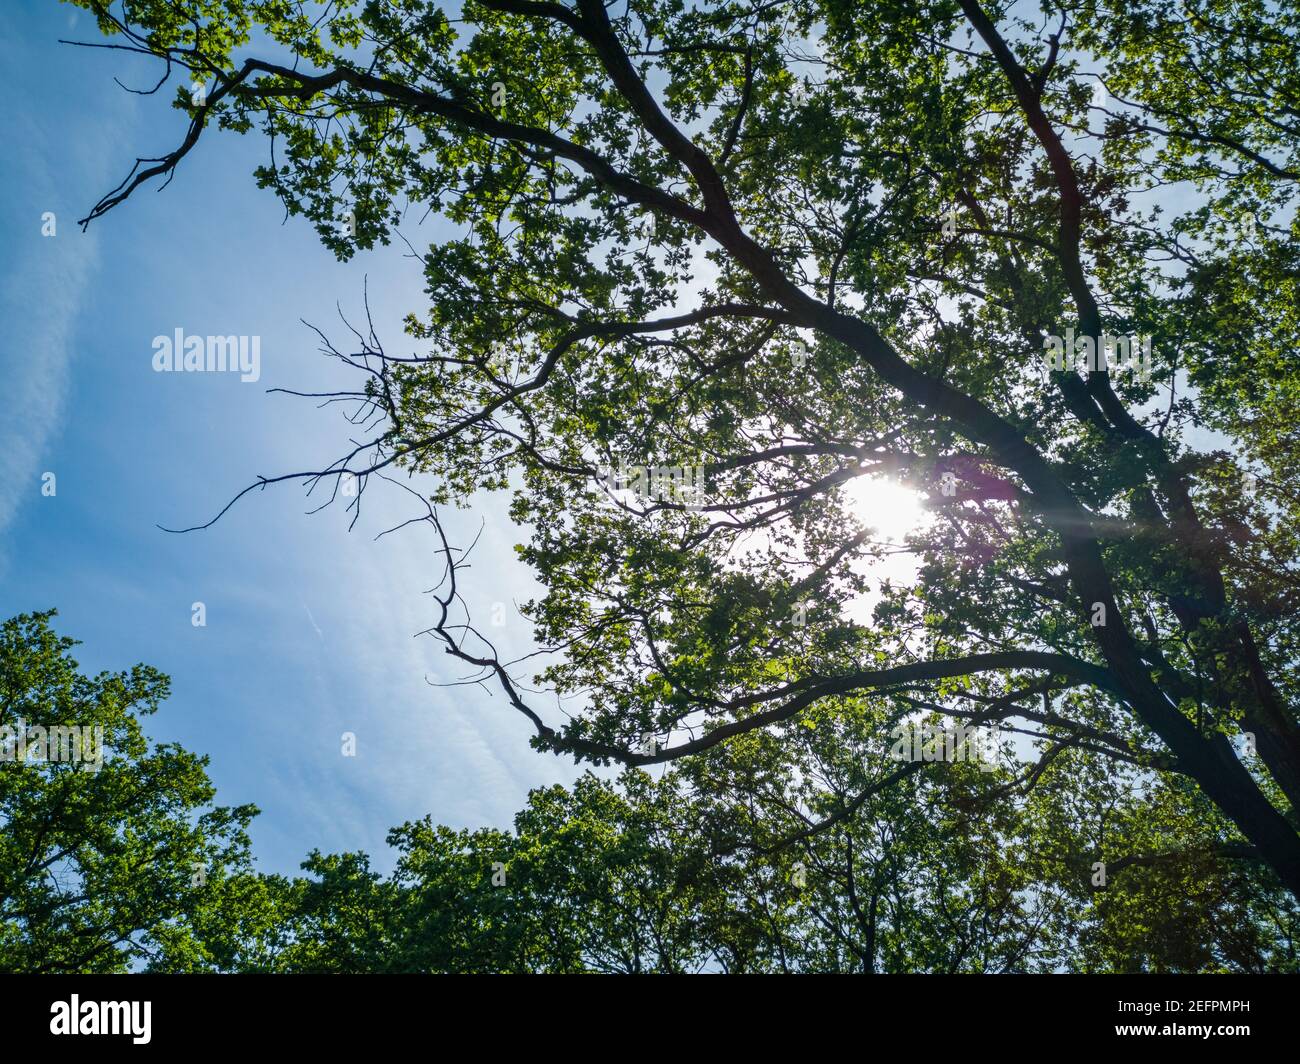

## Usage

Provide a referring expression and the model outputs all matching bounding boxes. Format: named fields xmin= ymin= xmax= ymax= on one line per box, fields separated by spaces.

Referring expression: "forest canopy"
xmin=4 ymin=609 xmax=1296 ymax=972
xmin=21 ymin=0 xmax=1300 ymax=970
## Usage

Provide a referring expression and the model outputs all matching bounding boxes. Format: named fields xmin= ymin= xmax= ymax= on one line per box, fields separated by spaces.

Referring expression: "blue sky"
xmin=0 ymin=1 xmax=584 ymax=876
xmin=0 ymin=2 xmax=1242 ymax=885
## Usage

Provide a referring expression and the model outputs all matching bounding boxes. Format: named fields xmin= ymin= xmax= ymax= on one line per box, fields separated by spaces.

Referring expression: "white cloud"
xmin=0 ymin=228 xmax=97 ymax=542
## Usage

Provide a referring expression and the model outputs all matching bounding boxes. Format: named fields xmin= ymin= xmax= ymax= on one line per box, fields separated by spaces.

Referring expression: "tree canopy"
xmin=0 ymin=611 xmax=260 ymax=972
xmin=5 ymin=609 xmax=1296 ymax=971
xmin=42 ymin=0 xmax=1300 ymax=967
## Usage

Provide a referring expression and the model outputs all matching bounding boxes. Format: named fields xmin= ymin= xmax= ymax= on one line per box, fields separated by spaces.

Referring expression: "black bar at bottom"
xmin=1 ymin=972 xmax=1291 ymax=1049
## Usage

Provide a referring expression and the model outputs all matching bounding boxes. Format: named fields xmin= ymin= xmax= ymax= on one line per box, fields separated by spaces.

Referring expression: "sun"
xmin=843 ymin=476 xmax=931 ymax=546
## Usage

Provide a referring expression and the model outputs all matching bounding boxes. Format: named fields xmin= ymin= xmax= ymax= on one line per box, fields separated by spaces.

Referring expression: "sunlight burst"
xmin=843 ymin=477 xmax=931 ymax=546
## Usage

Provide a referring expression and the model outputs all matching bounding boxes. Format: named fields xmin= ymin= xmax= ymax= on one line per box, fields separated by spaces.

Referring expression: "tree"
xmin=64 ymin=0 xmax=1300 ymax=904
xmin=184 ymin=721 xmax=1300 ymax=973
xmin=253 ymin=776 xmax=718 ymax=973
xmin=5 ymin=613 xmax=1292 ymax=972
xmin=0 ymin=611 xmax=260 ymax=972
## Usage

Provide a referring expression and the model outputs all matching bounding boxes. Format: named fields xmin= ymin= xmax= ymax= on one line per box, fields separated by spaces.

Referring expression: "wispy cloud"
xmin=0 ymin=220 xmax=97 ymax=545
xmin=0 ymin=9 xmax=128 ymax=563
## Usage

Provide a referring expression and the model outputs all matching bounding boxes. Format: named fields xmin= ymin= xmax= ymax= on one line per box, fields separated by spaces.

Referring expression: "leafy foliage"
xmin=48 ymin=0 xmax=1300 ymax=964
xmin=0 ymin=611 xmax=259 ymax=972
